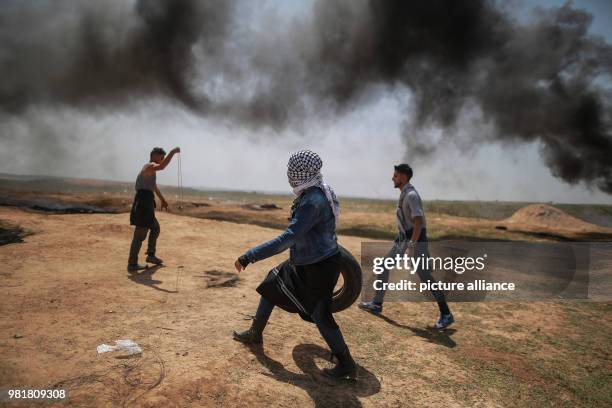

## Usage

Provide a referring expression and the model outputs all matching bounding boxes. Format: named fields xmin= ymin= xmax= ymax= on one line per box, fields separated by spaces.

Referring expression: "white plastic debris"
xmin=97 ymin=339 xmax=142 ymax=355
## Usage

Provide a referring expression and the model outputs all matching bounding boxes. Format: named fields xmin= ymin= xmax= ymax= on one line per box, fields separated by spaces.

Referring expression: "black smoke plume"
xmin=0 ymin=0 xmax=611 ymax=193
xmin=0 ymin=0 xmax=233 ymax=112
xmin=305 ymin=0 xmax=612 ymax=192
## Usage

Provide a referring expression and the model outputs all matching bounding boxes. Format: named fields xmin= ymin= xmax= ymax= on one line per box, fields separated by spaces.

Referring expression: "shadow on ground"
xmin=0 ymin=221 xmax=30 ymax=245
xmin=127 ymin=265 xmax=177 ymax=293
xmin=376 ymin=314 xmax=458 ymax=348
xmin=246 ymin=343 xmax=381 ymax=408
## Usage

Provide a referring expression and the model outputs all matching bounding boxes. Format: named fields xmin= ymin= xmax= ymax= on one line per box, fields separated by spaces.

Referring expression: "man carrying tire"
xmin=358 ymin=164 xmax=455 ymax=330
xmin=233 ymin=150 xmax=357 ymax=381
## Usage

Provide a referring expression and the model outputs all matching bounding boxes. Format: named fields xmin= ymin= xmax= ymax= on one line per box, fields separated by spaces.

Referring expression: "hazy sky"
xmin=0 ymin=0 xmax=610 ymax=204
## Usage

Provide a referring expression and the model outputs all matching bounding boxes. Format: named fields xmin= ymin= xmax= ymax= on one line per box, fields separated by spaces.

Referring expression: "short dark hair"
xmin=150 ymin=147 xmax=166 ymax=160
xmin=394 ymin=163 xmax=413 ymax=179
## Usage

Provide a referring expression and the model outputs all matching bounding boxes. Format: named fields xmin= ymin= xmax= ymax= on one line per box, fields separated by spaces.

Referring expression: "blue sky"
xmin=527 ymin=0 xmax=611 ymax=38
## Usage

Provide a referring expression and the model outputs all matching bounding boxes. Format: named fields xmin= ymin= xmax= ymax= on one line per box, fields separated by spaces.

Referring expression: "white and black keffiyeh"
xmin=287 ymin=150 xmax=340 ymax=223
xmin=287 ymin=150 xmax=322 ymax=187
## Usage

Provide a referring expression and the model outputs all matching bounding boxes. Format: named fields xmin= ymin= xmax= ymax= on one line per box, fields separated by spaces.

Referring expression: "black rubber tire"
xmin=330 ymin=245 xmax=363 ymax=312
xmin=274 ymin=245 xmax=362 ymax=314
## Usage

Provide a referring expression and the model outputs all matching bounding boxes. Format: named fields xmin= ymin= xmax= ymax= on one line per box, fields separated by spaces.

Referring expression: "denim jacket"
xmin=245 ymin=186 xmax=339 ymax=265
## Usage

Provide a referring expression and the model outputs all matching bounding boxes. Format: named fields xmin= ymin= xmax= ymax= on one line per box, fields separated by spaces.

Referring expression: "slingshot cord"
xmin=177 ymin=153 xmax=184 ymax=210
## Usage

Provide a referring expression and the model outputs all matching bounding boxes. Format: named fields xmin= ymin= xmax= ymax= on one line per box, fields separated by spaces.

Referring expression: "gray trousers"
xmin=128 ymin=218 xmax=160 ymax=264
xmin=373 ymin=230 xmax=450 ymax=313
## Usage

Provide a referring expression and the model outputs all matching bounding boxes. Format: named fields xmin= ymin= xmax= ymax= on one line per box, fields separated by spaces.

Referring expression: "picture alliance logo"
xmin=372 ymin=254 xmax=488 ymax=275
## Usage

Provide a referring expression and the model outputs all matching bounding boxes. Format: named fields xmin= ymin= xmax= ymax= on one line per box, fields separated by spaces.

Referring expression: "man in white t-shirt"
xmin=359 ymin=164 xmax=454 ymax=330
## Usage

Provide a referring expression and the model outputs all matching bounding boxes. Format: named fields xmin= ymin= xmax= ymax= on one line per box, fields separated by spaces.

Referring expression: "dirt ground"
xmin=0 ymin=207 xmax=610 ymax=408
xmin=3 ymin=185 xmax=612 ymax=244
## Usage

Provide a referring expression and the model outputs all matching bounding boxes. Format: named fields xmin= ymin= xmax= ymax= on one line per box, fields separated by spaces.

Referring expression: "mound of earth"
xmin=502 ymin=204 xmax=608 ymax=234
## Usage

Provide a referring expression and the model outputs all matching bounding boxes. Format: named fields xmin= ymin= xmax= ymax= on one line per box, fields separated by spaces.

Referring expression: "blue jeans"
xmin=254 ymin=297 xmax=347 ymax=354
xmin=373 ymin=229 xmax=450 ymax=314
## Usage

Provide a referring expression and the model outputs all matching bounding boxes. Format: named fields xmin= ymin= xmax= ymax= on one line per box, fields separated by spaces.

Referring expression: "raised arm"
xmin=143 ymin=147 xmax=180 ymax=175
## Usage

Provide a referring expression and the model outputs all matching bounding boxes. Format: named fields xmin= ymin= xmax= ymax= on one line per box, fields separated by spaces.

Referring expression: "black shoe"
xmin=145 ymin=255 xmax=163 ymax=265
xmin=127 ymin=263 xmax=146 ymax=272
xmin=232 ymin=318 xmax=266 ymax=344
xmin=323 ymin=347 xmax=357 ymax=381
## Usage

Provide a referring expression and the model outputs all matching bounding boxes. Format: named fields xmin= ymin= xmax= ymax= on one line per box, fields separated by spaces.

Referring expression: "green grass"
xmin=446 ymin=302 xmax=612 ymax=407
xmin=198 ymin=192 xmax=612 ymax=227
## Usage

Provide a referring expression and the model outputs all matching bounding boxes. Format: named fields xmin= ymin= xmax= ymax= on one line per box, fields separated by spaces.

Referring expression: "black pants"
xmin=254 ymin=296 xmax=347 ymax=354
xmin=373 ymin=229 xmax=451 ymax=315
xmin=254 ymin=252 xmax=349 ymax=354
xmin=128 ymin=218 xmax=160 ymax=264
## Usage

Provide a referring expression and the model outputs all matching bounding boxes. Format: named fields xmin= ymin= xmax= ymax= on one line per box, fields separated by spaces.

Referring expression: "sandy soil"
xmin=0 ymin=207 xmax=609 ymax=408
xmin=0 ymin=208 xmax=386 ymax=407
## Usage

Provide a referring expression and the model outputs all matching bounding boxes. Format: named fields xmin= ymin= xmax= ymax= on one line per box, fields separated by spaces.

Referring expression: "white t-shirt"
xmin=396 ymin=183 xmax=426 ymax=234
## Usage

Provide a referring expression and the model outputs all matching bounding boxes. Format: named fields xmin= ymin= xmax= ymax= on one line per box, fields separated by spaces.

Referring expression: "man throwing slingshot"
xmin=127 ymin=146 xmax=180 ymax=272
